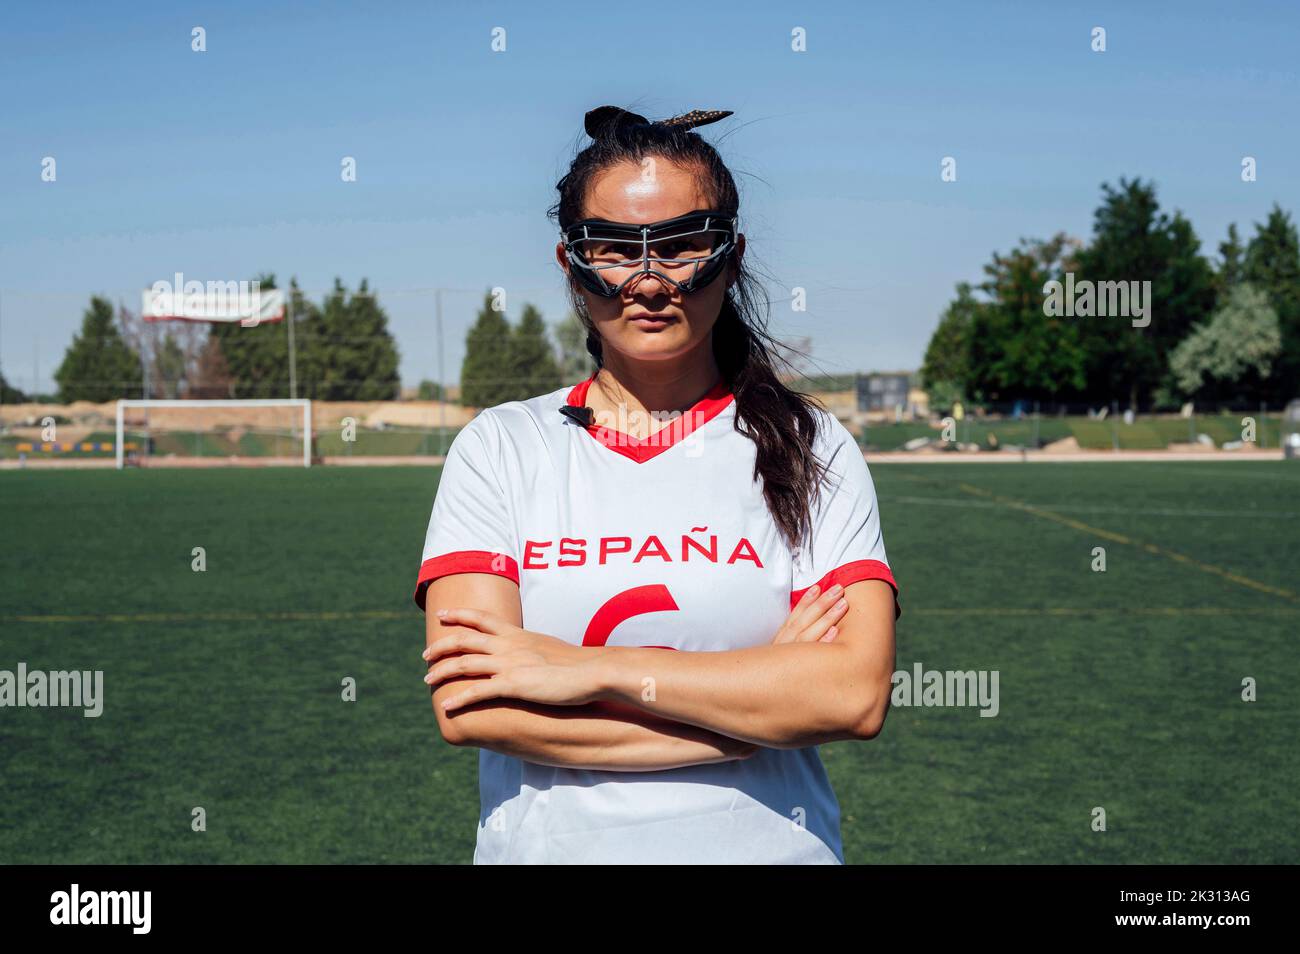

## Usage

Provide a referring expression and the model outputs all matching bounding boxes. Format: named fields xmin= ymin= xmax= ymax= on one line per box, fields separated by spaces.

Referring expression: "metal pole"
xmin=115 ymin=401 xmax=125 ymax=469
xmin=141 ymin=335 xmax=148 ymax=400
xmin=287 ymin=290 xmax=297 ymax=400
xmin=436 ymin=287 xmax=445 ymax=454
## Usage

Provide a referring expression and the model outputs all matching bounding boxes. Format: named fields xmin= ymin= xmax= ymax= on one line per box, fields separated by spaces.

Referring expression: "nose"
xmin=623 ymin=264 xmax=677 ymax=298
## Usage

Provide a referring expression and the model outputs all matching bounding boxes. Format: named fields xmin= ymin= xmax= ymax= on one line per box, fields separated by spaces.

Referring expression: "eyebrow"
xmin=577 ymin=209 xmax=716 ymax=227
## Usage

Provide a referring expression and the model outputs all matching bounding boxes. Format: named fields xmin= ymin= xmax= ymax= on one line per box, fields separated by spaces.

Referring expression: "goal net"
xmin=115 ymin=399 xmax=313 ymax=469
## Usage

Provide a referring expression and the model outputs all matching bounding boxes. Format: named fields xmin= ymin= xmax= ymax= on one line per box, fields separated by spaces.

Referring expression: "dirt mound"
xmin=1042 ymin=436 xmax=1081 ymax=453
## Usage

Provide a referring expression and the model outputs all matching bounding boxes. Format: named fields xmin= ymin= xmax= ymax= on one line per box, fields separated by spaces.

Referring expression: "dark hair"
xmin=546 ymin=109 xmax=829 ymax=553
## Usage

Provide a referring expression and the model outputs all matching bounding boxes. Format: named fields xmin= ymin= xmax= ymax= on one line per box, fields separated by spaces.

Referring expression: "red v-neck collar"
xmin=565 ymin=372 xmax=735 ymax=464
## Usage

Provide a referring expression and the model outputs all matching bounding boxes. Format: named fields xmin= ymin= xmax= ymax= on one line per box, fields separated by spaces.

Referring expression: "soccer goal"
xmin=115 ymin=399 xmax=313 ymax=469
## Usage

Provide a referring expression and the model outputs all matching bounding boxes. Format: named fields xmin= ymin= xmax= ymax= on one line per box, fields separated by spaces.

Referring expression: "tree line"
xmin=7 ymin=278 xmax=595 ymax=407
xmin=458 ymin=292 xmax=593 ymax=407
xmin=11 ymin=276 xmax=401 ymax=403
xmin=921 ymin=178 xmax=1300 ymax=411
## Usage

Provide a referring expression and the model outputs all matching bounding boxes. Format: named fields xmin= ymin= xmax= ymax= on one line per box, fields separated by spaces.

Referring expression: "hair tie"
xmin=583 ymin=105 xmax=733 ymax=141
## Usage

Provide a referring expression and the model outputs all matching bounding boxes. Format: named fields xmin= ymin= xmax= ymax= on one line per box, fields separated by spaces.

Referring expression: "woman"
xmin=415 ymin=105 xmax=900 ymax=864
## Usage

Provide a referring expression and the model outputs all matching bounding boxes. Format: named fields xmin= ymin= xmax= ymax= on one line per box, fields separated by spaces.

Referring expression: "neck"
xmin=587 ymin=338 xmax=723 ymax=436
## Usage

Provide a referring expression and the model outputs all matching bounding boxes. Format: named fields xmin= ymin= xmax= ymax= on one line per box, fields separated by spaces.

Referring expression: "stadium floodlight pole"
xmin=115 ymin=398 xmax=313 ymax=469
xmin=287 ymin=291 xmax=297 ymax=400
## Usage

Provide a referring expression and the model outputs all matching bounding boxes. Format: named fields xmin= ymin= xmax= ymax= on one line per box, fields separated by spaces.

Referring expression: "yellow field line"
xmin=950 ymin=480 xmax=1299 ymax=604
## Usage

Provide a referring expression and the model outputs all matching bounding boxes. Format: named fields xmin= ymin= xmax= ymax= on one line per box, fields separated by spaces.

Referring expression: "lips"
xmin=628 ymin=313 xmax=677 ymax=327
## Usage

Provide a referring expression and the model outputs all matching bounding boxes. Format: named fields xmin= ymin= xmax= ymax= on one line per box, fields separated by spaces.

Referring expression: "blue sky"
xmin=2 ymin=0 xmax=1297 ymax=393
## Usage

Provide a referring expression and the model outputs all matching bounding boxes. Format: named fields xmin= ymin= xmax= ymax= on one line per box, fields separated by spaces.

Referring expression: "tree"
xmin=152 ymin=332 xmax=187 ymax=399
xmin=1243 ymin=204 xmax=1300 ymax=402
xmin=460 ymin=292 xmax=515 ymax=408
xmin=210 ymin=274 xmax=294 ymax=398
xmin=0 ymin=370 xmax=26 ymax=403
xmin=1168 ymin=283 xmax=1280 ymax=403
xmin=920 ymin=281 xmax=980 ymax=403
xmin=1073 ymin=178 xmax=1215 ymax=408
xmin=54 ymin=296 xmax=142 ymax=402
xmin=190 ymin=333 xmax=234 ymax=399
xmin=967 ymin=234 xmax=1087 ymax=403
xmin=555 ymin=311 xmax=595 ymax=381
xmin=302 ymin=278 xmax=401 ymax=400
xmin=204 ymin=275 xmax=402 ymax=400
xmin=417 ymin=379 xmax=445 ymax=400
xmin=506 ymin=304 xmax=561 ymax=402
xmin=1216 ymin=223 xmax=1246 ymax=293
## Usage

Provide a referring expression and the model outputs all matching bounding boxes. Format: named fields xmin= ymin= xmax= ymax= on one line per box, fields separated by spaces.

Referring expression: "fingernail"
xmin=836 ymin=598 xmax=847 ymax=610
xmin=435 ymin=609 xmax=448 ymax=617
xmin=809 ymin=585 xmax=820 ymax=596
xmin=830 ymin=584 xmax=843 ymax=595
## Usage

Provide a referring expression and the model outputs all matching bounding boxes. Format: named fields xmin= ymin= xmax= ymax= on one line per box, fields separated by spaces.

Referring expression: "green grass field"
xmin=858 ymin=413 xmax=1285 ymax=451
xmin=0 ymin=427 xmax=459 ymax=459
xmin=1 ymin=461 xmax=1296 ymax=863
xmin=0 ymin=414 xmax=1284 ymax=458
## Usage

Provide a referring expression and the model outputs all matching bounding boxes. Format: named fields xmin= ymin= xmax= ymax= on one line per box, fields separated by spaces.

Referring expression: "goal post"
xmin=115 ymin=399 xmax=313 ymax=469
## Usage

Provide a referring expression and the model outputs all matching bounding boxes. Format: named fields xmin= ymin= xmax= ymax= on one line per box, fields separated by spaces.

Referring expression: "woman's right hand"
xmin=771 ymin=583 xmax=848 ymax=645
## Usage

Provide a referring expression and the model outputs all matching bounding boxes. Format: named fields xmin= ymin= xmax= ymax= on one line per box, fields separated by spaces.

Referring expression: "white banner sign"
xmin=142 ymin=278 xmax=285 ymax=326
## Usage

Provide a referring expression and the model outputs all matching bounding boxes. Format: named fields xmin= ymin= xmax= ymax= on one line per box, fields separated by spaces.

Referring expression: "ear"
xmin=726 ymin=233 xmax=745 ymax=286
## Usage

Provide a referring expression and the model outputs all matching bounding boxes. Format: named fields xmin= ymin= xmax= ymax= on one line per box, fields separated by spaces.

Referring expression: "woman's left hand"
xmin=423 ymin=607 xmax=606 ymax=712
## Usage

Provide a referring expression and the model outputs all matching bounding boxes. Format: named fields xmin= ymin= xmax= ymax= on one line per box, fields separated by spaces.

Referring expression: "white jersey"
xmin=414 ymin=373 xmax=899 ymax=864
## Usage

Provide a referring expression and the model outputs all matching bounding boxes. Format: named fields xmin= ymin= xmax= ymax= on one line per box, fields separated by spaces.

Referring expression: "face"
xmin=555 ymin=158 xmax=744 ymax=363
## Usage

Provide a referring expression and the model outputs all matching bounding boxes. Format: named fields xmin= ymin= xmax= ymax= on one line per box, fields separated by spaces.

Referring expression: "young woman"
xmin=415 ymin=105 xmax=900 ymax=864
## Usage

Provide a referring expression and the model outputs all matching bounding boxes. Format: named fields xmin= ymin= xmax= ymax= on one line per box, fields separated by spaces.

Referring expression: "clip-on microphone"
xmin=559 ymin=404 xmax=595 ymax=427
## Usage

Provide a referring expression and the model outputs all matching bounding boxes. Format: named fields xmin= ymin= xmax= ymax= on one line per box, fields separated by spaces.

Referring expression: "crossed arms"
xmin=422 ymin=571 xmax=896 ymax=771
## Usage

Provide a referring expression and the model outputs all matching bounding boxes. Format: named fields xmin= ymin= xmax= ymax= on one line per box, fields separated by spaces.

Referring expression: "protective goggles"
xmin=562 ymin=209 xmax=738 ymax=298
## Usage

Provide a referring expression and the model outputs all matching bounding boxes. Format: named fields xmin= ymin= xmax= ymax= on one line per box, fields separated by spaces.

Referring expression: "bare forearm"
xmin=592 ymin=642 xmax=885 ymax=748
xmin=437 ymin=696 xmax=756 ymax=771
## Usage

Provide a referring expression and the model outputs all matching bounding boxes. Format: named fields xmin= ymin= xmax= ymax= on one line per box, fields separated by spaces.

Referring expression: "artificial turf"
xmin=1 ymin=460 xmax=1295 ymax=863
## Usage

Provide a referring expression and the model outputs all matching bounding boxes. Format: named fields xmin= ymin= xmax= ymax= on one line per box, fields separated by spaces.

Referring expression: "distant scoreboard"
xmin=855 ymin=373 xmax=910 ymax=412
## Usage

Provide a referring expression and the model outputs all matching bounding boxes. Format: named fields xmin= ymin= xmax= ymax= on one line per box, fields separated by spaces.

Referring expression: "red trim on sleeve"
xmin=791 ymin=559 xmax=901 ymax=621
xmin=413 ymin=550 xmax=520 ymax=610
